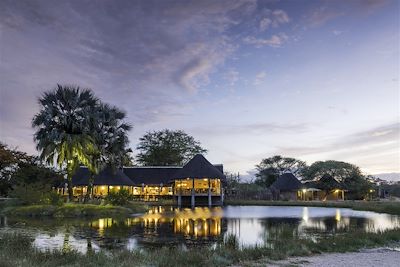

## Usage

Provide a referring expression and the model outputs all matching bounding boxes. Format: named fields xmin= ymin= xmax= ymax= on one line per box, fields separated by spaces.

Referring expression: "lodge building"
xmin=58 ymin=154 xmax=226 ymax=207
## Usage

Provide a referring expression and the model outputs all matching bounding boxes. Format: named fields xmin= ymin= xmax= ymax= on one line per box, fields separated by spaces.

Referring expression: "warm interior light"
xmin=302 ymin=189 xmax=306 ymax=193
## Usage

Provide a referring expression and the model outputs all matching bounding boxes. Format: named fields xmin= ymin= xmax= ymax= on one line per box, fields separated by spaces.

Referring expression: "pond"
xmin=1 ymin=205 xmax=399 ymax=253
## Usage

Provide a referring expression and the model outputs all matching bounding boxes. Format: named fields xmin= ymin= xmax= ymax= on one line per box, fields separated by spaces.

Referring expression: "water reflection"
xmin=1 ymin=205 xmax=399 ymax=253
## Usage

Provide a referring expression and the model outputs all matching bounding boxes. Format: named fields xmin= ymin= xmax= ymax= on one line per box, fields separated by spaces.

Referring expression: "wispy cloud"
xmin=307 ymin=6 xmax=344 ymax=27
xmin=192 ymin=122 xmax=310 ymax=136
xmin=275 ymin=123 xmax=400 ymax=173
xmin=259 ymin=9 xmax=290 ymax=31
xmin=253 ymin=71 xmax=267 ymax=85
xmin=243 ymin=33 xmax=288 ymax=48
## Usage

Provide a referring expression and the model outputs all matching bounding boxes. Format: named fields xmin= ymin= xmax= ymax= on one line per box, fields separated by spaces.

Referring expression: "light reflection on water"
xmin=0 ymin=205 xmax=399 ymax=253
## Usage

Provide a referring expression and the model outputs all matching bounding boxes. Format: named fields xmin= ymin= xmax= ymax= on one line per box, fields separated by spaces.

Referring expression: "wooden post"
xmin=208 ymin=178 xmax=212 ymax=207
xmin=191 ymin=178 xmax=195 ymax=208
xmin=220 ymin=179 xmax=224 ymax=204
xmin=107 ymin=186 xmax=110 ymax=195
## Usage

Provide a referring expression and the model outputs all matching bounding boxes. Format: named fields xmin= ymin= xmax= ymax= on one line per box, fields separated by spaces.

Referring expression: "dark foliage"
xmin=136 ymin=129 xmax=207 ymax=166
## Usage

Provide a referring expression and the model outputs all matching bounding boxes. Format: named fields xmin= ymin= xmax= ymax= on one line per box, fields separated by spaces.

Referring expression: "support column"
xmin=220 ymin=180 xmax=224 ymax=205
xmin=177 ymin=180 xmax=182 ymax=207
xmin=208 ymin=178 xmax=212 ymax=207
xmin=191 ymin=178 xmax=195 ymax=208
xmin=178 ymin=193 xmax=182 ymax=207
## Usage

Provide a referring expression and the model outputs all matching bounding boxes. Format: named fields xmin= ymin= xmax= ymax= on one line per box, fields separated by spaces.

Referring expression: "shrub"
xmin=105 ymin=189 xmax=132 ymax=206
xmin=40 ymin=191 xmax=64 ymax=206
xmin=8 ymin=185 xmax=44 ymax=205
xmin=8 ymin=185 xmax=62 ymax=206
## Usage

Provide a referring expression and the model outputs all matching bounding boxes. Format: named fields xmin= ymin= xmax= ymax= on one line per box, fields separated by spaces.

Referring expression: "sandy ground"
xmin=234 ymin=247 xmax=400 ymax=267
xmin=270 ymin=248 xmax=400 ymax=267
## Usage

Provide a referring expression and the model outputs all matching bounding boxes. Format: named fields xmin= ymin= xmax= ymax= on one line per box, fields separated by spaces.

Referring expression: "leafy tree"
xmin=32 ymin=85 xmax=98 ymax=201
xmin=302 ymin=160 xmax=361 ymax=182
xmin=136 ymin=129 xmax=207 ymax=166
xmin=0 ymin=143 xmax=30 ymax=196
xmin=85 ymin=104 xmax=132 ymax=201
xmin=343 ymin=173 xmax=373 ymax=200
xmin=0 ymin=142 xmax=63 ymax=201
xmin=255 ymin=155 xmax=307 ymax=187
xmin=303 ymin=160 xmax=373 ymax=200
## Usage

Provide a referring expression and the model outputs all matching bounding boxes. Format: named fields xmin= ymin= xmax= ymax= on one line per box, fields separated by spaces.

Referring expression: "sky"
xmin=0 ymin=0 xmax=399 ymax=181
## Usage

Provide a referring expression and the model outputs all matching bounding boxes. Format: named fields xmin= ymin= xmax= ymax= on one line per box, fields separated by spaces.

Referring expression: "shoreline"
xmin=260 ymin=247 xmax=400 ymax=267
xmin=224 ymin=199 xmax=400 ymax=215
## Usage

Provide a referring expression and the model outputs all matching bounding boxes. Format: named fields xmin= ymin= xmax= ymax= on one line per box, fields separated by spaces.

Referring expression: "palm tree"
xmin=84 ymin=104 xmax=132 ymax=201
xmin=32 ymin=85 xmax=98 ymax=201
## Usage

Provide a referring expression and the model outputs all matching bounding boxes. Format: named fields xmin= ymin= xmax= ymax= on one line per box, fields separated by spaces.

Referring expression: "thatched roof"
xmin=71 ymin=167 xmax=135 ymax=186
xmin=124 ymin=167 xmax=181 ymax=185
xmin=270 ymin=173 xmax=302 ymax=191
xmin=171 ymin=154 xmax=226 ymax=181
xmin=303 ymin=174 xmax=343 ymax=190
xmin=68 ymin=155 xmax=225 ymax=186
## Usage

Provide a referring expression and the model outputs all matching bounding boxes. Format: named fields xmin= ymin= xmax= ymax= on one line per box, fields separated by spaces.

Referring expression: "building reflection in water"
xmin=86 ymin=206 xmax=224 ymax=248
xmin=7 ymin=206 xmax=398 ymax=254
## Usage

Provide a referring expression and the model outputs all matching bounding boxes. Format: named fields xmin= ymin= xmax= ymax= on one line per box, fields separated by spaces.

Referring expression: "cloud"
xmin=176 ymin=57 xmax=213 ymax=93
xmin=243 ymin=33 xmax=288 ymax=48
xmin=0 ymin=0 xmax=266 ymax=152
xmin=275 ymin=123 xmax=400 ymax=173
xmin=192 ymin=122 xmax=309 ymax=136
xmin=373 ymin=172 xmax=400 ymax=182
xmin=259 ymin=18 xmax=273 ymax=31
xmin=332 ymin=30 xmax=343 ymax=36
xmin=259 ymin=9 xmax=290 ymax=31
xmin=307 ymin=6 xmax=344 ymax=27
xmin=253 ymin=71 xmax=267 ymax=85
xmin=224 ymin=69 xmax=240 ymax=86
xmin=272 ymin=9 xmax=290 ymax=24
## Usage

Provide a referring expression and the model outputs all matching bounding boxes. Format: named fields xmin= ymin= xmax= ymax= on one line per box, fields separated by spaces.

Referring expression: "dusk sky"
xmin=0 ymin=0 xmax=399 ymax=180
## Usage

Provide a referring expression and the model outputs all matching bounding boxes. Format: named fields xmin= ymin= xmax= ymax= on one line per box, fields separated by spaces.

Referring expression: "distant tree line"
xmin=249 ymin=155 xmax=377 ymax=200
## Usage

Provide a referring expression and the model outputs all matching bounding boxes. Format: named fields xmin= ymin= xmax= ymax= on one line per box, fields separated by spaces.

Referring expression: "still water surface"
xmin=1 ymin=205 xmax=399 ymax=253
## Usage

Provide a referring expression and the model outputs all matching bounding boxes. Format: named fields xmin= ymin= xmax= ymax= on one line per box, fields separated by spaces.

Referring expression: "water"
xmin=1 ymin=205 xmax=399 ymax=253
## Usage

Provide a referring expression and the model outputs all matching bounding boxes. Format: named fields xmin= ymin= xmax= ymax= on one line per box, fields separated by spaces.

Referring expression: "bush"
xmin=40 ymin=191 xmax=64 ymax=206
xmin=3 ymin=203 xmax=131 ymax=217
xmin=8 ymin=185 xmax=44 ymax=205
xmin=105 ymin=189 xmax=132 ymax=206
xmin=8 ymin=185 xmax=62 ymax=206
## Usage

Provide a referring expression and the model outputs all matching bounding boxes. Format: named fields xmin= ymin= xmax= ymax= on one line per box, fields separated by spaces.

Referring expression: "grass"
xmin=0 ymin=227 xmax=399 ymax=267
xmin=0 ymin=202 xmax=148 ymax=218
xmin=224 ymin=199 xmax=400 ymax=215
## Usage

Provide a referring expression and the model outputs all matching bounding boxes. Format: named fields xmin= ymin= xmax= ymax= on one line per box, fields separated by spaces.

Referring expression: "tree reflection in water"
xmin=1 ymin=206 xmax=399 ymax=253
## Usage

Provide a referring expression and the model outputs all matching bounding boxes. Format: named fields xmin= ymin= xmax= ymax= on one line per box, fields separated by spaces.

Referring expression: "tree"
xmin=255 ymin=155 xmax=307 ymax=187
xmin=136 ymin=129 xmax=207 ymax=166
xmin=0 ymin=142 xmax=30 ymax=196
xmin=32 ymin=85 xmax=98 ymax=201
xmin=0 ymin=142 xmax=62 ymax=200
xmin=85 ymin=104 xmax=132 ymax=201
xmin=302 ymin=160 xmax=373 ymax=200
xmin=302 ymin=160 xmax=362 ymax=182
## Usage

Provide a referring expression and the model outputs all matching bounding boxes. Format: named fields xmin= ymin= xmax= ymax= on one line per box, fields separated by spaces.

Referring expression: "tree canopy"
xmin=302 ymin=160 xmax=362 ymax=182
xmin=254 ymin=155 xmax=307 ymax=187
xmin=0 ymin=142 xmax=62 ymax=197
xmin=32 ymin=85 xmax=132 ymax=200
xmin=136 ymin=129 xmax=207 ymax=166
xmin=302 ymin=160 xmax=373 ymax=200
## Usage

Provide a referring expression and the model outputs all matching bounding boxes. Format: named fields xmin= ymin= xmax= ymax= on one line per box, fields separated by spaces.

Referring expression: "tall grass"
xmin=0 ymin=227 xmax=399 ymax=267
